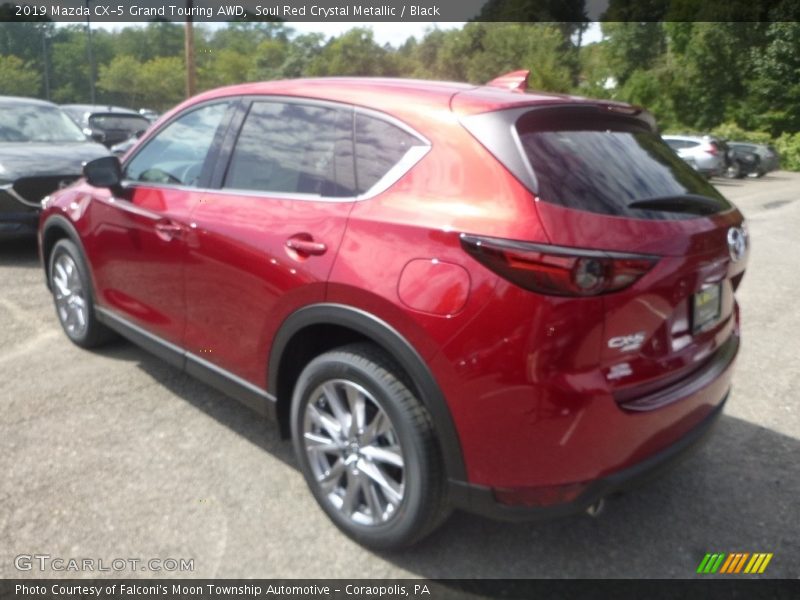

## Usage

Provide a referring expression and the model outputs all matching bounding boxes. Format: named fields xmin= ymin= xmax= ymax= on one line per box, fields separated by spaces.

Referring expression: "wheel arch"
xmin=40 ymin=214 xmax=84 ymax=290
xmin=269 ymin=303 xmax=467 ymax=482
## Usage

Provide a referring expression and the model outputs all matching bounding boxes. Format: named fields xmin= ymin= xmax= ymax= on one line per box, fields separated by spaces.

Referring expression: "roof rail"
xmin=486 ymin=70 xmax=530 ymax=93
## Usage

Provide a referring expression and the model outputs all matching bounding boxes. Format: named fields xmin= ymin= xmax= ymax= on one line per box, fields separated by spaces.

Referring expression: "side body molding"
xmin=269 ymin=303 xmax=467 ymax=482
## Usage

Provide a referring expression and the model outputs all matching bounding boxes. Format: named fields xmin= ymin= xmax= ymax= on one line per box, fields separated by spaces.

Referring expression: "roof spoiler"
xmin=486 ymin=70 xmax=530 ymax=93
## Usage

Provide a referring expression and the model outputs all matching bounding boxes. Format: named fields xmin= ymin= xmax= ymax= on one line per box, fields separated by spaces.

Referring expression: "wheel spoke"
xmin=318 ymin=459 xmax=345 ymax=494
xmin=360 ymin=444 xmax=404 ymax=468
xmin=360 ymin=460 xmax=403 ymax=506
xmin=322 ymin=382 xmax=351 ymax=433
xmin=360 ymin=410 xmax=389 ymax=446
xmin=345 ymin=384 xmax=365 ymax=438
xmin=306 ymin=404 xmax=342 ymax=442
xmin=361 ymin=473 xmax=384 ymax=522
xmin=340 ymin=473 xmax=360 ymax=516
xmin=304 ymin=431 xmax=341 ymax=455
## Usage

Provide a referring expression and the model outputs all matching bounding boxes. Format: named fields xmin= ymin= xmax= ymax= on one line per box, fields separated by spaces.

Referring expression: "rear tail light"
xmin=703 ymin=142 xmax=719 ymax=155
xmin=460 ymin=234 xmax=658 ymax=297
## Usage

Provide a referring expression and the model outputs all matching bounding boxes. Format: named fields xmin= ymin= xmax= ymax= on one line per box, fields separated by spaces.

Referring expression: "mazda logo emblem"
xmin=727 ymin=227 xmax=747 ymax=262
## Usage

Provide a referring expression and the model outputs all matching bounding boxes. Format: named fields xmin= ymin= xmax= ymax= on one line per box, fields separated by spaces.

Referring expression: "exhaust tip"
xmin=586 ymin=498 xmax=605 ymax=518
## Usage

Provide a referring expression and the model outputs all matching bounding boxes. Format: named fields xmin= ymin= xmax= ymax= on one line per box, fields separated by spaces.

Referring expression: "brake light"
xmin=703 ymin=142 xmax=719 ymax=156
xmin=460 ymin=234 xmax=657 ymax=296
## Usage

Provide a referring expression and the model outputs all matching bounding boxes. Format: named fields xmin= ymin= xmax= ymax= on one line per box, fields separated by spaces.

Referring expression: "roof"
xmin=184 ymin=77 xmax=615 ymax=118
xmin=0 ymin=95 xmax=59 ymax=108
xmin=61 ymin=104 xmax=143 ymax=116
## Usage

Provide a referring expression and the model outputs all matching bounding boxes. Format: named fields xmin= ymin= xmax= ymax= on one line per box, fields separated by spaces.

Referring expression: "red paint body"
xmin=40 ymin=78 xmax=747 ymax=507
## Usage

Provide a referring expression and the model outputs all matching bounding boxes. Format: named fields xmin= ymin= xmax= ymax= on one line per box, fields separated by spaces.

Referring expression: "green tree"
xmin=748 ymin=22 xmax=800 ymax=135
xmin=306 ymin=28 xmax=393 ymax=77
xmin=138 ymin=56 xmax=185 ymax=110
xmin=97 ymin=55 xmax=144 ymax=107
xmin=0 ymin=54 xmax=39 ymax=96
xmin=466 ymin=23 xmax=574 ymax=92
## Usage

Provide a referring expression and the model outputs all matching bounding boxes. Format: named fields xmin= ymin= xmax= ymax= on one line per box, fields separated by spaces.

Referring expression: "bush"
xmin=710 ymin=122 xmax=772 ymax=145
xmin=774 ymin=132 xmax=800 ymax=171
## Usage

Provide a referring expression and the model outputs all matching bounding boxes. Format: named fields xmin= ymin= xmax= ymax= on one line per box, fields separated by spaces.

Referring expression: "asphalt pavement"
xmin=1 ymin=172 xmax=798 ymax=579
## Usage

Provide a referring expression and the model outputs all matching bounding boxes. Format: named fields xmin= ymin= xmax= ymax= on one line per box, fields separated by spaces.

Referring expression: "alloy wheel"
xmin=52 ymin=253 xmax=88 ymax=338
xmin=302 ymin=379 xmax=405 ymax=526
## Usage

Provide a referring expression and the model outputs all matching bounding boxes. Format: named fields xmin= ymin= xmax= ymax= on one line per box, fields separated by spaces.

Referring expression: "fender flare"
xmin=269 ymin=303 xmax=467 ymax=482
xmin=40 ymin=214 xmax=85 ymax=288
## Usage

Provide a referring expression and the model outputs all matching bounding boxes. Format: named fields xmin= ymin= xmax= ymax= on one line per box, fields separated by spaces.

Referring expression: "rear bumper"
xmin=448 ymin=390 xmax=727 ymax=521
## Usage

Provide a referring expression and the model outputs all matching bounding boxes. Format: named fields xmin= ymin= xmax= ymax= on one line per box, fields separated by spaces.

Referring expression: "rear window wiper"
xmin=627 ymin=194 xmax=726 ymax=215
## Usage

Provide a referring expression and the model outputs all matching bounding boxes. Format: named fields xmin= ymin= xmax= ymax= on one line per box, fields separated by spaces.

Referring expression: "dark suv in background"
xmin=0 ymin=96 xmax=108 ymax=237
xmin=39 ymin=72 xmax=747 ymax=548
xmin=61 ymin=104 xmax=151 ymax=149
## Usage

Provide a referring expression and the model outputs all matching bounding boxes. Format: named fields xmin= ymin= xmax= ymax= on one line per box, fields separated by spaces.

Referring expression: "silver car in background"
xmin=662 ymin=135 xmax=727 ymax=178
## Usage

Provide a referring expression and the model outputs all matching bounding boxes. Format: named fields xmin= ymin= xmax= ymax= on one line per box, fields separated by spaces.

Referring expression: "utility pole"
xmin=184 ymin=0 xmax=196 ymax=98
xmin=85 ymin=0 xmax=96 ymax=104
xmin=41 ymin=27 xmax=51 ymax=101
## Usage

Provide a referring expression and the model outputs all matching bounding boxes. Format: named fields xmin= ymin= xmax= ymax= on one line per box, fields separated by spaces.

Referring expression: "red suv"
xmin=39 ymin=72 xmax=748 ymax=549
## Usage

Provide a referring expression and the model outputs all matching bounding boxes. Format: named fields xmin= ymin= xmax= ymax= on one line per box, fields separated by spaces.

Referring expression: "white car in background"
xmin=662 ymin=135 xmax=728 ymax=178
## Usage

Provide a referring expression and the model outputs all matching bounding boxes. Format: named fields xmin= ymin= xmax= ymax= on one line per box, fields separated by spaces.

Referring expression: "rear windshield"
xmin=89 ymin=114 xmax=150 ymax=133
xmin=517 ymin=112 xmax=731 ymax=220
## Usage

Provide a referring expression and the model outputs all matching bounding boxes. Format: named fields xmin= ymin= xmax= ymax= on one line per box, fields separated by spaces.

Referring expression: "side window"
xmin=354 ymin=114 xmax=424 ymax=194
xmin=125 ymin=102 xmax=229 ymax=187
xmin=224 ymin=101 xmax=355 ymax=197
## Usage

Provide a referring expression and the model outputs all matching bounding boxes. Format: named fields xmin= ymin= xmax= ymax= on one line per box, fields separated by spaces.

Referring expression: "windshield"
xmin=0 ymin=105 xmax=87 ymax=143
xmin=517 ymin=112 xmax=731 ymax=220
xmin=89 ymin=114 xmax=150 ymax=133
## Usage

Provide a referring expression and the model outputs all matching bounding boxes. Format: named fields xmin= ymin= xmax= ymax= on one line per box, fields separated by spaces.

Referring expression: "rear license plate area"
xmin=692 ymin=283 xmax=722 ymax=333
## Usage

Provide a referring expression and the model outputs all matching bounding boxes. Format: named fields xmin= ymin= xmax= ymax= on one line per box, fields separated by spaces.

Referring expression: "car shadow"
xmin=0 ymin=236 xmax=39 ymax=268
xmin=97 ymin=340 xmax=798 ymax=579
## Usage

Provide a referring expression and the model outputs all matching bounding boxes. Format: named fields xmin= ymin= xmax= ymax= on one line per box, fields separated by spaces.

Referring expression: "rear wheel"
xmin=724 ymin=160 xmax=742 ymax=179
xmin=49 ymin=239 xmax=114 ymax=348
xmin=291 ymin=343 xmax=448 ymax=549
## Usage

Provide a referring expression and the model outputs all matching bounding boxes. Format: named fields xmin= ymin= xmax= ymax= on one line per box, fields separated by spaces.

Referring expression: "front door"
xmin=84 ymin=101 xmax=233 ymax=348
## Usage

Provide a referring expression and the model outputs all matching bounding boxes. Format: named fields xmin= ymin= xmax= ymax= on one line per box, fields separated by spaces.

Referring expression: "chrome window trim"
xmin=117 ymin=94 xmax=431 ymax=204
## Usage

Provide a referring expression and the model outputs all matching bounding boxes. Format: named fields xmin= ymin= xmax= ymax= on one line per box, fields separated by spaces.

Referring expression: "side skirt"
xmin=95 ymin=307 xmax=276 ymax=419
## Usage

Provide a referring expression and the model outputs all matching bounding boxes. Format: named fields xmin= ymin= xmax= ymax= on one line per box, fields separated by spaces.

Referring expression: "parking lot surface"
xmin=1 ymin=173 xmax=798 ymax=579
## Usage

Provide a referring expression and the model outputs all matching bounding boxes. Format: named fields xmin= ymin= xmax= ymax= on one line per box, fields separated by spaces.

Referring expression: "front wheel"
xmin=291 ymin=343 xmax=448 ymax=549
xmin=48 ymin=239 xmax=114 ymax=348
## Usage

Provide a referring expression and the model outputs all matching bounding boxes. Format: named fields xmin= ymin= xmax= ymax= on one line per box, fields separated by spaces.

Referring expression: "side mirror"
xmin=84 ymin=156 xmax=123 ymax=195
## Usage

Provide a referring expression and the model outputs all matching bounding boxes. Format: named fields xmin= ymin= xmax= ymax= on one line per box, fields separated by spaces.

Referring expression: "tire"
xmin=724 ymin=161 xmax=742 ymax=179
xmin=48 ymin=239 xmax=114 ymax=348
xmin=291 ymin=343 xmax=449 ymax=549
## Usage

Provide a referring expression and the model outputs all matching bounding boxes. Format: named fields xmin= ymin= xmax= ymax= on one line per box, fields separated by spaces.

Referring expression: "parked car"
xmin=0 ymin=96 xmax=109 ymax=237
xmin=724 ymin=144 xmax=762 ymax=179
xmin=729 ymin=142 xmax=780 ymax=176
xmin=61 ymin=104 xmax=151 ymax=149
xmin=139 ymin=108 xmax=160 ymax=123
xmin=662 ymin=134 xmax=728 ymax=178
xmin=39 ymin=73 xmax=748 ymax=549
xmin=109 ymin=134 xmax=142 ymax=157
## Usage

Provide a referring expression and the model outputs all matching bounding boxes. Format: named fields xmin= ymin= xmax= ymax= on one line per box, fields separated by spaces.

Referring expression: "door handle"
xmin=155 ymin=220 xmax=184 ymax=242
xmin=285 ymin=237 xmax=327 ymax=256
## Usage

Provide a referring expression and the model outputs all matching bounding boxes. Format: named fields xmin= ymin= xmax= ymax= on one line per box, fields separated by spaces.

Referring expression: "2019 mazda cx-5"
xmin=38 ymin=72 xmax=748 ymax=549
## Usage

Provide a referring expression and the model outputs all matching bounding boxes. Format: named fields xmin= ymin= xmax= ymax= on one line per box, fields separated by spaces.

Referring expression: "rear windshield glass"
xmin=517 ymin=113 xmax=731 ymax=220
xmin=89 ymin=114 xmax=150 ymax=133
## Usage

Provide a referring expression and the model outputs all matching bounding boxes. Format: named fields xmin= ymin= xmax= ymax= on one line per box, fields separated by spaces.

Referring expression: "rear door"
xmin=182 ymin=98 xmax=355 ymax=386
